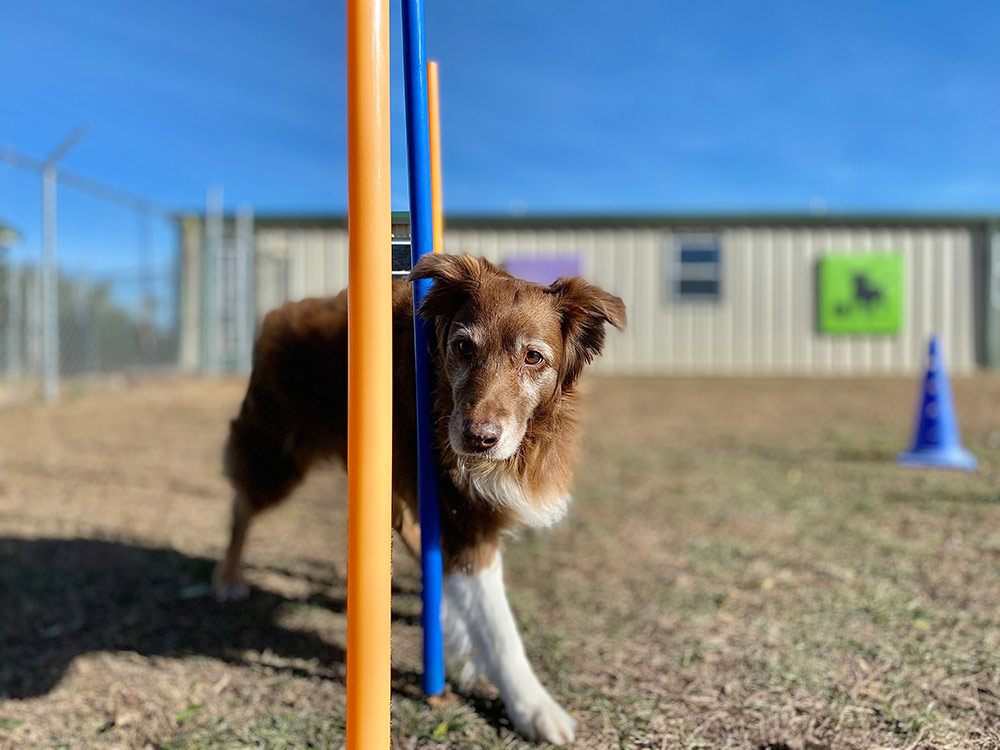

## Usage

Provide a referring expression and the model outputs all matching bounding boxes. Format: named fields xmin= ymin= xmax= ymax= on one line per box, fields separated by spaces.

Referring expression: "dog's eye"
xmin=525 ymin=350 xmax=544 ymax=366
xmin=453 ymin=339 xmax=474 ymax=356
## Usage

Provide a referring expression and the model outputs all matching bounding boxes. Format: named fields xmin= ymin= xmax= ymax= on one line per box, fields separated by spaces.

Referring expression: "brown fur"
xmin=216 ymin=253 xmax=626 ymax=587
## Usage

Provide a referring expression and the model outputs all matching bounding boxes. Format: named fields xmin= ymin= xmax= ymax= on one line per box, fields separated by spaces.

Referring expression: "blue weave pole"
xmin=400 ymin=0 xmax=446 ymax=696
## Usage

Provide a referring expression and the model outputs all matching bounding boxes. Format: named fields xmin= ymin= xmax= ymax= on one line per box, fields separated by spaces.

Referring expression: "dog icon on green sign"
xmin=819 ymin=253 xmax=903 ymax=334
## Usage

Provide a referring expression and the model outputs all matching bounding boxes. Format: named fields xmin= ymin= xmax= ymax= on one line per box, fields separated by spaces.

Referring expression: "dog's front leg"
xmin=442 ymin=551 xmax=576 ymax=745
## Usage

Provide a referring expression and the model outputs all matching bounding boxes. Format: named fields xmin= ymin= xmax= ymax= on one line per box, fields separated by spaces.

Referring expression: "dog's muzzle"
xmin=462 ymin=418 xmax=502 ymax=454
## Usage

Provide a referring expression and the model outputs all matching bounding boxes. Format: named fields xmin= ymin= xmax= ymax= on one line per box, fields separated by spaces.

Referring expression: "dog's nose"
xmin=462 ymin=419 xmax=502 ymax=452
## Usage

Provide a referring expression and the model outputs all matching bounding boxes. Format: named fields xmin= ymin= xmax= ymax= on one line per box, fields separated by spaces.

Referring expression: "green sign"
xmin=819 ymin=253 xmax=903 ymax=334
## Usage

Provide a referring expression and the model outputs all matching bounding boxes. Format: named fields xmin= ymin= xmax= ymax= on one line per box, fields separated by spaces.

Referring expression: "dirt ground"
xmin=2 ymin=374 xmax=1000 ymax=749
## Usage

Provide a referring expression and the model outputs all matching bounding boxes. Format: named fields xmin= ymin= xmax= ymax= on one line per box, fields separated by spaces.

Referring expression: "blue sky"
xmin=0 ymin=1 xmax=998 ymax=273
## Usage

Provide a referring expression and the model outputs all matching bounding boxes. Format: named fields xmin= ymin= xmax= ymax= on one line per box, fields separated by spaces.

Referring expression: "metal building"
xmin=176 ymin=214 xmax=1000 ymax=375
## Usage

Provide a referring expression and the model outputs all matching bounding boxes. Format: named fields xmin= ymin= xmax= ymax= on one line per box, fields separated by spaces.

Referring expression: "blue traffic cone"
xmin=898 ymin=335 xmax=977 ymax=472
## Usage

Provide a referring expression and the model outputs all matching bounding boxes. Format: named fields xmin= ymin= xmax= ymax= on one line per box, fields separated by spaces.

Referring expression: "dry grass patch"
xmin=1 ymin=376 xmax=999 ymax=748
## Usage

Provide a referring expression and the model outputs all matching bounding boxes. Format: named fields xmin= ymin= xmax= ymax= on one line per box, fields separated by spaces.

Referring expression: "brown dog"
xmin=215 ymin=253 xmax=626 ymax=744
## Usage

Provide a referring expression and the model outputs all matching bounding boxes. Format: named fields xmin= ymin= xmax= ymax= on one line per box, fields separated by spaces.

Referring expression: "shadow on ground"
xmin=0 ymin=537 xmax=422 ymax=700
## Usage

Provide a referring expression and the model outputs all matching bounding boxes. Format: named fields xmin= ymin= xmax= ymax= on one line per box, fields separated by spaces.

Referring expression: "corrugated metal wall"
xmin=178 ymin=219 xmax=984 ymax=375
xmin=444 ymin=224 xmax=981 ymax=374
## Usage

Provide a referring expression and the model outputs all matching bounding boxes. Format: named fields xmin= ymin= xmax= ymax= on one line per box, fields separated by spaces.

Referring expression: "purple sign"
xmin=504 ymin=257 xmax=582 ymax=285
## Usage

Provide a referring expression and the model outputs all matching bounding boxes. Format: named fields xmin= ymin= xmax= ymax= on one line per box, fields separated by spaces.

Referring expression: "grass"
xmin=1 ymin=376 xmax=1000 ymax=748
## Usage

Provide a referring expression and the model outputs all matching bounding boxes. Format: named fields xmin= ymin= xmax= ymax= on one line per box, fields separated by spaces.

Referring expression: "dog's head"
xmin=410 ymin=253 xmax=626 ymax=461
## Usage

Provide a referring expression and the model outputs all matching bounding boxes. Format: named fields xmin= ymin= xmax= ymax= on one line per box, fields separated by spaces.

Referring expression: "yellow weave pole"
xmin=346 ymin=0 xmax=392 ymax=747
xmin=427 ymin=60 xmax=444 ymax=253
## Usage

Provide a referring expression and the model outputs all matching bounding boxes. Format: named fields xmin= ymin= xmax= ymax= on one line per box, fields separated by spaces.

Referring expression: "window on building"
xmin=669 ymin=234 xmax=722 ymax=302
xmin=391 ymin=217 xmax=412 ymax=276
xmin=391 ymin=240 xmax=411 ymax=276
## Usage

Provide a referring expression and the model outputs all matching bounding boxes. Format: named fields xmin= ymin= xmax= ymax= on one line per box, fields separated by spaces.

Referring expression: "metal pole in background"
xmin=235 ymin=206 xmax=254 ymax=373
xmin=203 ymin=185 xmax=224 ymax=374
xmin=6 ymin=262 xmax=22 ymax=381
xmin=40 ymin=125 xmax=87 ymax=402
xmin=138 ymin=212 xmax=157 ymax=365
xmin=0 ymin=232 xmax=20 ymax=381
xmin=41 ymin=165 xmax=58 ymax=400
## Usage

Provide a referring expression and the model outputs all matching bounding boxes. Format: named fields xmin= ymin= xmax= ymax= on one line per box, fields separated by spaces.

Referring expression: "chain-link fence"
xmin=0 ymin=260 xmax=177 ymax=391
xmin=0 ymin=150 xmax=179 ymax=401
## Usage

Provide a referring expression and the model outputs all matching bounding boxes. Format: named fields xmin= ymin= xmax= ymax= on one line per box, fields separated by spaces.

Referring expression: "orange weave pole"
xmin=346 ymin=0 xmax=392 ymax=747
xmin=427 ymin=60 xmax=444 ymax=253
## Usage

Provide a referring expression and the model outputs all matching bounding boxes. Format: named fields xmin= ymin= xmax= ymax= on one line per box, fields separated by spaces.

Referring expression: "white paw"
xmin=506 ymin=689 xmax=577 ymax=745
xmin=213 ymin=579 xmax=250 ymax=602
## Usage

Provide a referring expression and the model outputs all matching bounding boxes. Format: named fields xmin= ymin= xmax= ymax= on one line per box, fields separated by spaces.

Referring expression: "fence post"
xmin=137 ymin=213 xmax=157 ymax=366
xmin=6 ymin=263 xmax=22 ymax=381
xmin=203 ymin=186 xmax=224 ymax=374
xmin=39 ymin=127 xmax=86 ymax=401
xmin=235 ymin=206 xmax=255 ymax=373
xmin=41 ymin=165 xmax=59 ymax=401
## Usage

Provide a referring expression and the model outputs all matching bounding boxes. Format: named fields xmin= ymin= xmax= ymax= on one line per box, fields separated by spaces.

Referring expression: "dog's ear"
xmin=409 ymin=253 xmax=507 ymax=320
xmin=546 ymin=277 xmax=627 ymax=386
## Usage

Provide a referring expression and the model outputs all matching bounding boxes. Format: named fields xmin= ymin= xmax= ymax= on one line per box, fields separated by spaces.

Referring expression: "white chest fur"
xmin=452 ymin=458 xmax=571 ymax=528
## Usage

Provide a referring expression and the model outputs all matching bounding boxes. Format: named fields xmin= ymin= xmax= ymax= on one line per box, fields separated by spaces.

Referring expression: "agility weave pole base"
xmin=345 ymin=0 xmax=392 ymax=746
xmin=401 ymin=0 xmax=447 ymax=696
